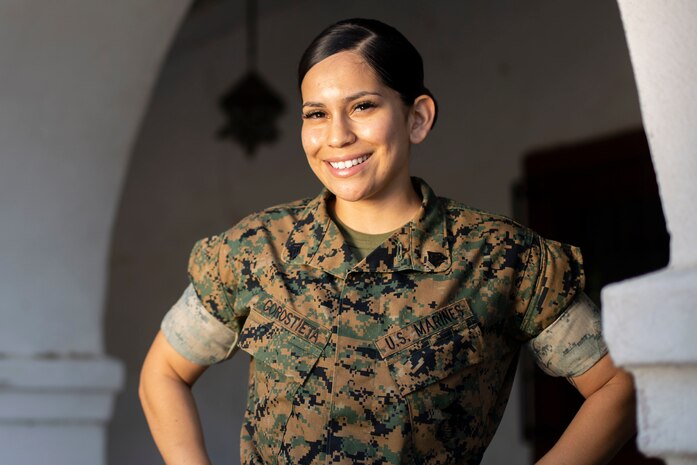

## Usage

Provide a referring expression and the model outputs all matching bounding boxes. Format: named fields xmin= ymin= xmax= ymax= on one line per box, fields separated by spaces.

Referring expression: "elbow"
xmin=611 ymin=368 xmax=636 ymax=407
xmin=138 ymin=355 xmax=163 ymax=415
xmin=608 ymin=368 xmax=638 ymax=436
xmin=138 ymin=364 xmax=151 ymax=412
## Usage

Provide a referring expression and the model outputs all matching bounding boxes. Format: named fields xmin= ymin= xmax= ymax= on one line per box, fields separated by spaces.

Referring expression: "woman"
xmin=140 ymin=18 xmax=635 ymax=465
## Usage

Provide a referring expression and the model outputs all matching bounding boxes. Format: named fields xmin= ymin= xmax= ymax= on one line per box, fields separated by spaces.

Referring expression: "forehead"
xmin=301 ymin=51 xmax=384 ymax=102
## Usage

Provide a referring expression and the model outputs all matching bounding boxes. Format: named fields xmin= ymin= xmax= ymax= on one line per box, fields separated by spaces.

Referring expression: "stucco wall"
xmin=0 ymin=0 xmax=189 ymax=355
xmin=603 ymin=2 xmax=697 ymax=464
xmin=0 ymin=1 xmax=191 ymax=464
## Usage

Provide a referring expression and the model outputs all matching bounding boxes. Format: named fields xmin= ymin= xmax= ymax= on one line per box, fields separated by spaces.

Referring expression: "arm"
xmin=535 ymin=353 xmax=636 ymax=465
xmin=139 ymin=330 xmax=212 ymax=465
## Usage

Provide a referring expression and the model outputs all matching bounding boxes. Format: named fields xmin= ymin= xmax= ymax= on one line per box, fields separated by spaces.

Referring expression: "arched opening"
xmin=104 ymin=2 xmax=657 ymax=464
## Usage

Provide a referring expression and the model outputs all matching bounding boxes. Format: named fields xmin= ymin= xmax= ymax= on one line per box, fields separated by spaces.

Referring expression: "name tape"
xmin=375 ymin=302 xmax=472 ymax=358
xmin=255 ymin=298 xmax=329 ymax=347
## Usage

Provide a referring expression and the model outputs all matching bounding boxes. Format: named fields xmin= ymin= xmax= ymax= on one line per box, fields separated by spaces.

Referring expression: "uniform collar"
xmin=282 ymin=177 xmax=452 ymax=278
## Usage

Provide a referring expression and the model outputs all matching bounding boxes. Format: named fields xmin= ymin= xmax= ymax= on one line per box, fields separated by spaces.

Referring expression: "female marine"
xmin=140 ymin=18 xmax=635 ymax=465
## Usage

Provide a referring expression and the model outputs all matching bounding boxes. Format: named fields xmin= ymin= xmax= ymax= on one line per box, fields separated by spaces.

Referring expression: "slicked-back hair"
xmin=298 ymin=18 xmax=438 ymax=128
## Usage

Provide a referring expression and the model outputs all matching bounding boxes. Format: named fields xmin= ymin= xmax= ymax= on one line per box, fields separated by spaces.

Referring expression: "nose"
xmin=327 ymin=115 xmax=356 ymax=148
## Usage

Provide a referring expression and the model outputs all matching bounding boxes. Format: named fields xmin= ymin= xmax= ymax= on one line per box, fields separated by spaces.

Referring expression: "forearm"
xmin=535 ymin=370 xmax=636 ymax=465
xmin=140 ymin=332 xmax=211 ymax=465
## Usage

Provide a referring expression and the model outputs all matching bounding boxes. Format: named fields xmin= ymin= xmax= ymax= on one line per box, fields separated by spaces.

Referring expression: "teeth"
xmin=330 ymin=155 xmax=368 ymax=170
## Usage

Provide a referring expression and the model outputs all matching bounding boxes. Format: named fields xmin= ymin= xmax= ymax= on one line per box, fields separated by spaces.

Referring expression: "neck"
xmin=332 ymin=179 xmax=422 ymax=234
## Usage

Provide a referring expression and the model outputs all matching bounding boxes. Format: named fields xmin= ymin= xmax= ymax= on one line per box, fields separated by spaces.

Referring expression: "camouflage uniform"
xmin=162 ymin=177 xmax=607 ymax=465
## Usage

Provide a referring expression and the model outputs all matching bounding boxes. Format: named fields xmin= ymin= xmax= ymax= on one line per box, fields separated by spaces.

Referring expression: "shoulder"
xmin=217 ymin=196 xmax=314 ymax=245
xmin=188 ymin=196 xmax=315 ymax=291
xmin=440 ymin=197 xmax=535 ymax=247
xmin=189 ymin=196 xmax=314 ymax=263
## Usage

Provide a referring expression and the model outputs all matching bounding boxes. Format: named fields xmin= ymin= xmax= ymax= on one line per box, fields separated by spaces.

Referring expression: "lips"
xmin=328 ymin=155 xmax=369 ymax=170
xmin=325 ymin=154 xmax=372 ymax=177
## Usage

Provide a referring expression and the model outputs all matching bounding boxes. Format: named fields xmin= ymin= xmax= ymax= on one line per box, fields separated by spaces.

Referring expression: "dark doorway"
xmin=516 ymin=129 xmax=668 ymax=465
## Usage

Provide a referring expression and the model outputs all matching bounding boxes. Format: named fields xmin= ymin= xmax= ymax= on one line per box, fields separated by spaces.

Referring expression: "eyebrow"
xmin=302 ymin=91 xmax=383 ymax=108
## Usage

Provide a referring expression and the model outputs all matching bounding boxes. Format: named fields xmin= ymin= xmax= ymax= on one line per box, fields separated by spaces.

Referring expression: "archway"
xmin=103 ymin=2 xmax=646 ymax=464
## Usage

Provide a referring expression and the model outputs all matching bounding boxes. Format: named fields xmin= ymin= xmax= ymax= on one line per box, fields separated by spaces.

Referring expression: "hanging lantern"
xmin=216 ymin=0 xmax=285 ymax=157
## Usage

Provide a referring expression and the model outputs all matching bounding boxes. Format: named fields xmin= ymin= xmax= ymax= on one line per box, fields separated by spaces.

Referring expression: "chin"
xmin=328 ymin=183 xmax=371 ymax=203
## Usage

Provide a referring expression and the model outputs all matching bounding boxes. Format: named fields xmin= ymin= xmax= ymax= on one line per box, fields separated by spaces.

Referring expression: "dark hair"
xmin=298 ymin=18 xmax=438 ymax=128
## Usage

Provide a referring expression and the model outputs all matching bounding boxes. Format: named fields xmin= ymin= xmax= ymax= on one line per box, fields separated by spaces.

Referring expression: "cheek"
xmin=358 ymin=117 xmax=404 ymax=149
xmin=301 ymin=126 xmax=322 ymax=156
xmin=354 ymin=122 xmax=382 ymax=146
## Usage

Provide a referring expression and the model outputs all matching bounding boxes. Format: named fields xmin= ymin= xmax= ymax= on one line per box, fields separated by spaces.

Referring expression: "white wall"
xmin=0 ymin=0 xmax=188 ymax=354
xmin=0 ymin=1 xmax=191 ymax=464
xmin=105 ymin=1 xmax=642 ymax=464
xmin=603 ymin=1 xmax=697 ymax=464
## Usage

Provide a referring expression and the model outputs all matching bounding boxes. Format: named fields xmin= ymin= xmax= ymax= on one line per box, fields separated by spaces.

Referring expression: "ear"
xmin=408 ymin=95 xmax=436 ymax=144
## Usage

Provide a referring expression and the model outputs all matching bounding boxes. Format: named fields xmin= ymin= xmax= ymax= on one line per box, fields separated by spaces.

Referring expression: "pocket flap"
xmin=238 ymin=295 xmax=329 ymax=385
xmin=380 ymin=299 xmax=484 ymax=395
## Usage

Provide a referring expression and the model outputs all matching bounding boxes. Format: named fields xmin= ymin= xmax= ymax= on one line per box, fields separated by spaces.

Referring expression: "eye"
xmin=354 ymin=101 xmax=377 ymax=112
xmin=302 ymin=110 xmax=326 ymax=120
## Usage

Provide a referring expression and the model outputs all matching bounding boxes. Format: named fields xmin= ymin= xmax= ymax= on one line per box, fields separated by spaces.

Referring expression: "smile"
xmin=328 ymin=155 xmax=369 ymax=170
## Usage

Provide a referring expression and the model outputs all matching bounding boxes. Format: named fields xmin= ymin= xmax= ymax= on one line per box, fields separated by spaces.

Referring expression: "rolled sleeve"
xmin=527 ymin=292 xmax=608 ymax=378
xmin=162 ymin=284 xmax=239 ymax=365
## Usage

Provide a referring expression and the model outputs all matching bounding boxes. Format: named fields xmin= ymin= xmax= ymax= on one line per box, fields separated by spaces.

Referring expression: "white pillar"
xmin=0 ymin=1 xmax=190 ymax=464
xmin=603 ymin=2 xmax=697 ymax=464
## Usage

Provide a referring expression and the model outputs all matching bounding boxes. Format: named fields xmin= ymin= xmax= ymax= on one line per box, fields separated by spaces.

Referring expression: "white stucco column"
xmin=0 ymin=1 xmax=190 ymax=464
xmin=603 ymin=2 xmax=697 ymax=465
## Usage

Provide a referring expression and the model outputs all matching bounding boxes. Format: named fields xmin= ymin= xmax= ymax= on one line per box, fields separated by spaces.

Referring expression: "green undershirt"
xmin=330 ymin=213 xmax=399 ymax=262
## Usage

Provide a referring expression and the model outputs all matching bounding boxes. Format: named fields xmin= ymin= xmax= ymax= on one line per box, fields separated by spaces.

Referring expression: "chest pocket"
xmin=376 ymin=299 xmax=486 ymax=464
xmin=238 ymin=293 xmax=329 ymax=384
xmin=376 ymin=298 xmax=484 ymax=396
xmin=237 ymin=293 xmax=330 ymax=464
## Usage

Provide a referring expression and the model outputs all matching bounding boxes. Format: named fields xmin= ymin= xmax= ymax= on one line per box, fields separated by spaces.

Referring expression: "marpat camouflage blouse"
xmin=162 ymin=178 xmax=606 ymax=465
